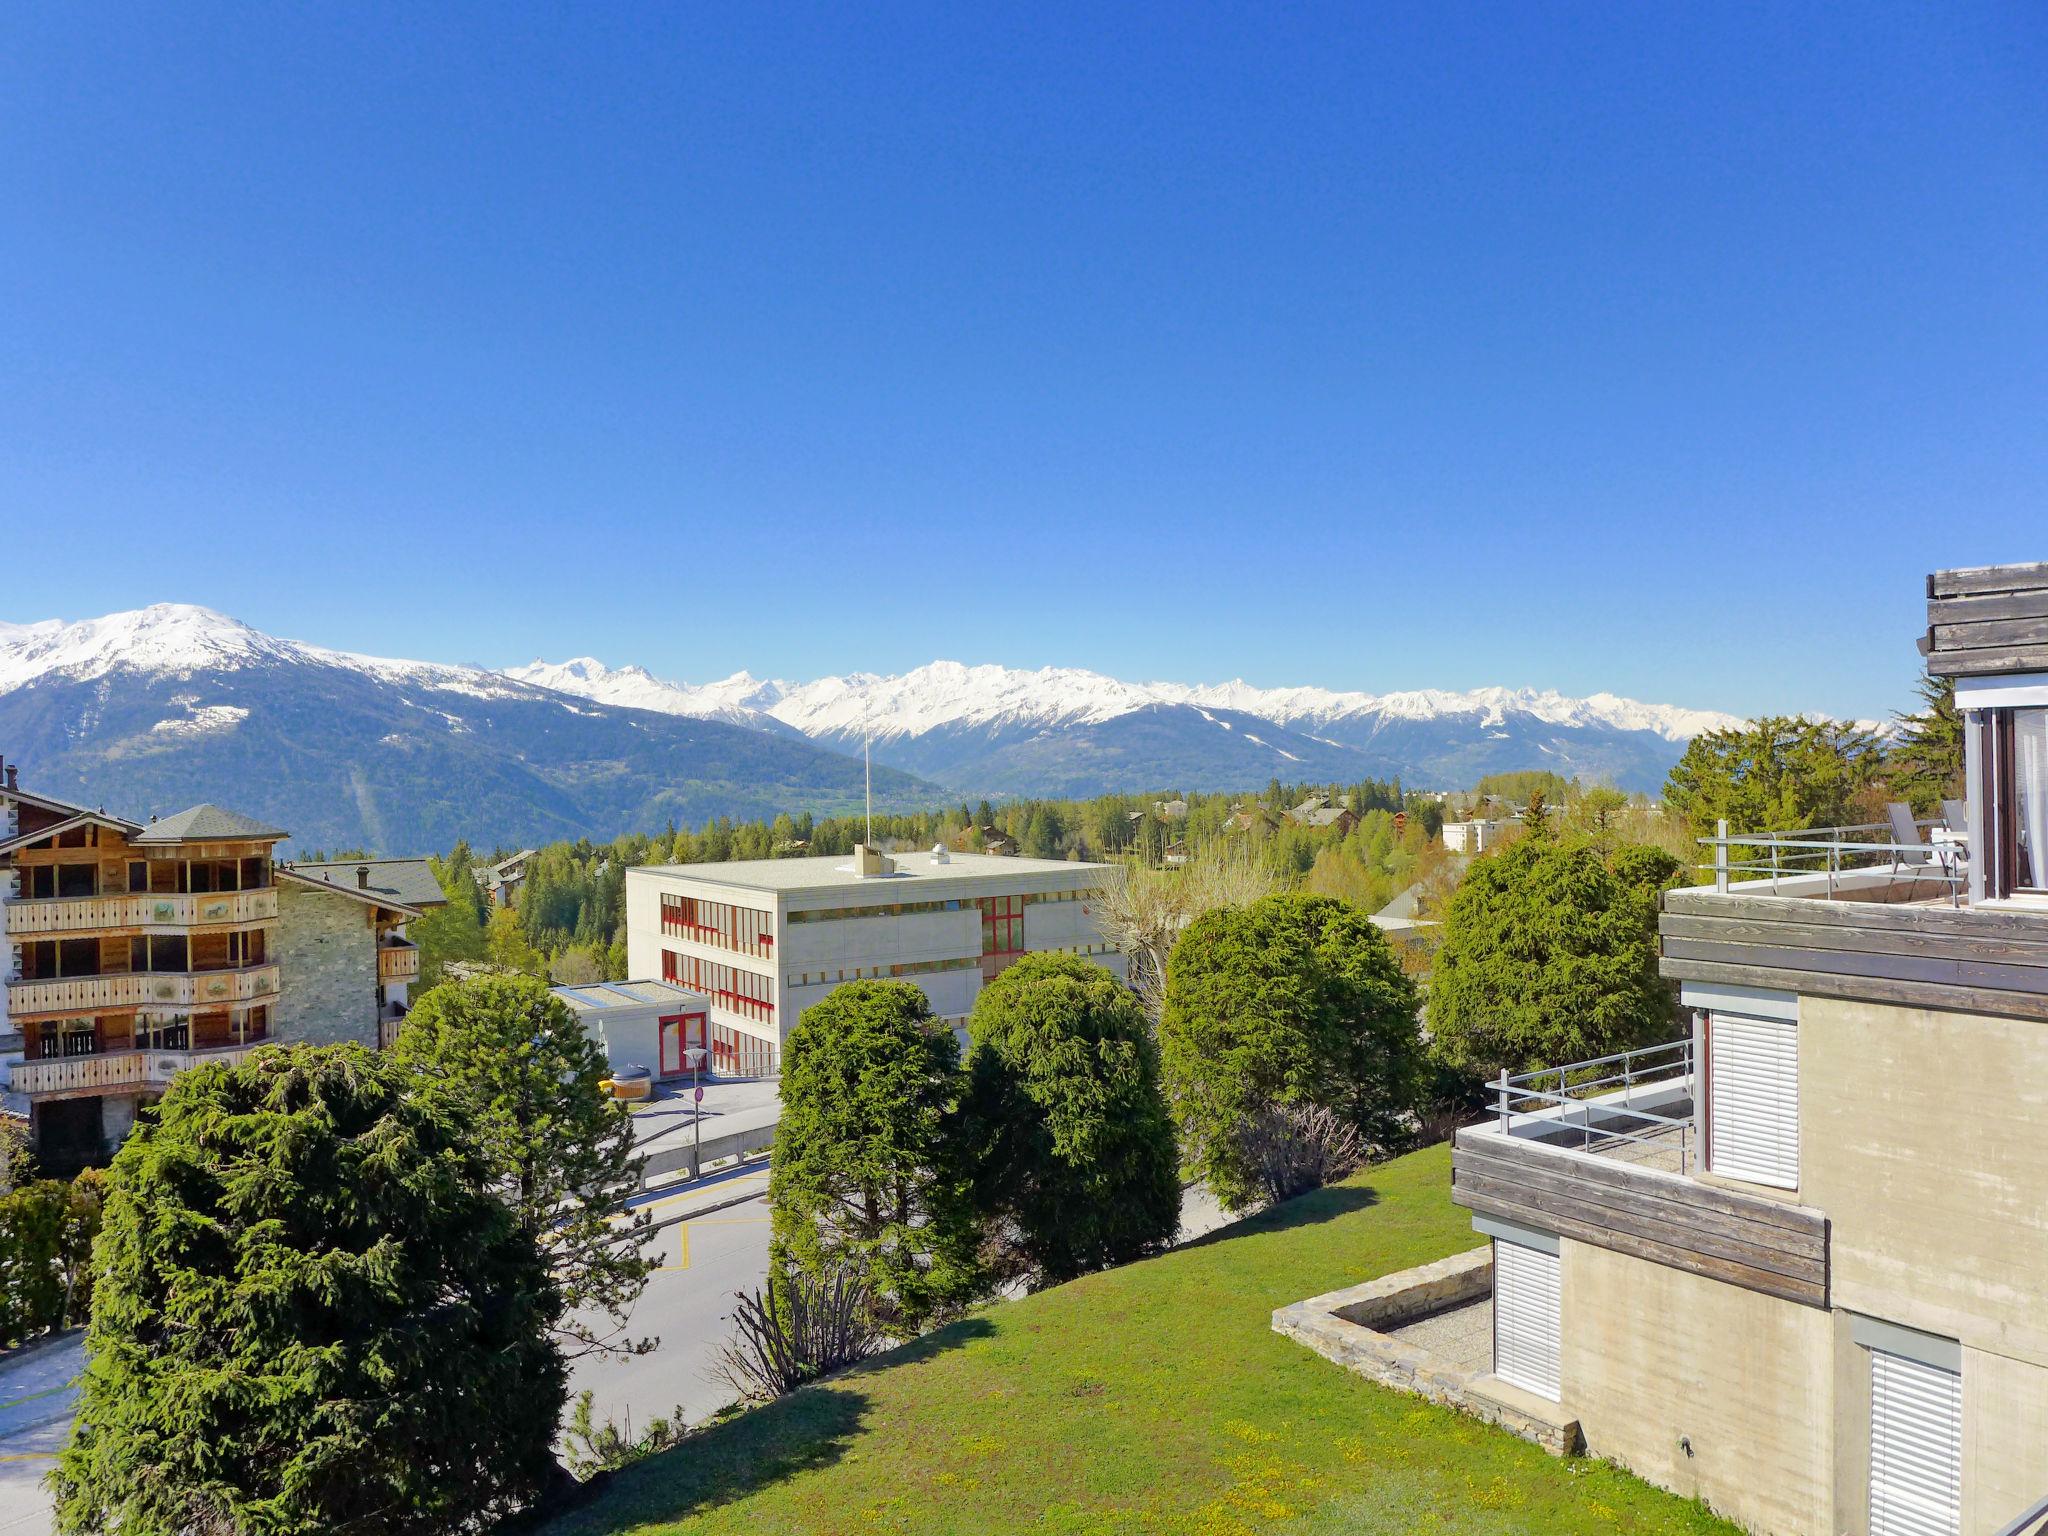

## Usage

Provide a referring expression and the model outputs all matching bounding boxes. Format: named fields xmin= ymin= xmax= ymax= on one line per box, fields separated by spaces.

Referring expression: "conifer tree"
xmin=395 ymin=976 xmax=653 ymax=1359
xmin=963 ymin=954 xmax=1180 ymax=1283
xmin=53 ymin=1045 xmax=563 ymax=1535
xmin=769 ymin=981 xmax=983 ymax=1331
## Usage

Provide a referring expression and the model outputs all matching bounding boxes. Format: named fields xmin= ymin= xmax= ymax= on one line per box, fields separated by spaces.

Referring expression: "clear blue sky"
xmin=4 ymin=4 xmax=2044 ymax=721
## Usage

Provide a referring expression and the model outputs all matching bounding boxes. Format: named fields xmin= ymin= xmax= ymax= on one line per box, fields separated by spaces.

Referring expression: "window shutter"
xmin=1492 ymin=1238 xmax=1561 ymax=1401
xmin=1708 ymin=1012 xmax=1800 ymax=1188
xmin=1870 ymin=1349 xmax=1962 ymax=1536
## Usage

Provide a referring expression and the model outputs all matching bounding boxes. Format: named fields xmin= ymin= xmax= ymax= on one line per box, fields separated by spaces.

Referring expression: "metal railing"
xmin=1996 ymin=1494 xmax=2048 ymax=1536
xmin=1490 ymin=1038 xmax=1696 ymax=1172
xmin=1699 ymin=817 xmax=1967 ymax=904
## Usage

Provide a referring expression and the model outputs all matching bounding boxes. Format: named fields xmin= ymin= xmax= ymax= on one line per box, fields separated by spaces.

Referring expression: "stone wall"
xmin=1272 ymin=1247 xmax=1581 ymax=1457
xmin=273 ymin=882 xmax=378 ymax=1048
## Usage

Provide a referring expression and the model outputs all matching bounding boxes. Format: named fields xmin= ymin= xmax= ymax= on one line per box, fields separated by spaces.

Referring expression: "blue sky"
xmin=3 ymin=4 xmax=2043 ymax=721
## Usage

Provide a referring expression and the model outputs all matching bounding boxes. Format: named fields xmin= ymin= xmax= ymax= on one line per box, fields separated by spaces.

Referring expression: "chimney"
xmin=356 ymin=865 xmax=371 ymax=889
xmin=3 ymin=762 xmax=14 ymax=792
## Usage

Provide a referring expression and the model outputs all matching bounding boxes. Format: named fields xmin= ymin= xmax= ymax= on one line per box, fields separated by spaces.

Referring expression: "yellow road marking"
xmin=638 ymin=1172 xmax=769 ymax=1215
xmin=0 ymin=1451 xmax=58 ymax=1462
xmin=653 ymin=1223 xmax=691 ymax=1273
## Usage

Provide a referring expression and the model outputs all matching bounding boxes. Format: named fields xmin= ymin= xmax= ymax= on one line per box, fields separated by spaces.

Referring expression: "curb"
xmin=644 ymin=1184 xmax=768 ymax=1236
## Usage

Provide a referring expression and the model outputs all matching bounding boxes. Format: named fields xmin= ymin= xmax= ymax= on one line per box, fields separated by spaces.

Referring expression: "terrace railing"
xmin=1996 ymin=1495 xmax=2048 ymax=1536
xmin=1490 ymin=1037 xmax=1696 ymax=1173
xmin=1698 ymin=817 xmax=1967 ymax=904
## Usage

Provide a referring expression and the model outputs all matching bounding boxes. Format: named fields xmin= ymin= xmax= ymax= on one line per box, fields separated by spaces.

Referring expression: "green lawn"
xmin=546 ymin=1143 xmax=1736 ymax=1536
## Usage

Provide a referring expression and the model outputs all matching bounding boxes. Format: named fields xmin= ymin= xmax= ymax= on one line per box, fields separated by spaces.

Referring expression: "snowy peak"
xmin=0 ymin=604 xmax=289 ymax=693
xmin=510 ymin=654 xmax=1741 ymax=746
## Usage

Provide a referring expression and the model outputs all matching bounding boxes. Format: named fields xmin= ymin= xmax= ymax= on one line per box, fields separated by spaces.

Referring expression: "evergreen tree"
xmin=395 ymin=976 xmax=653 ymax=1359
xmin=1889 ymin=675 xmax=1965 ymax=815
xmin=1430 ymin=836 xmax=1683 ymax=1077
xmin=768 ymin=982 xmax=983 ymax=1331
xmin=1663 ymin=716 xmax=1883 ymax=840
xmin=1160 ymin=893 xmax=1424 ymax=1212
xmin=53 ymin=1046 xmax=563 ymax=1535
xmin=962 ymin=954 xmax=1180 ymax=1284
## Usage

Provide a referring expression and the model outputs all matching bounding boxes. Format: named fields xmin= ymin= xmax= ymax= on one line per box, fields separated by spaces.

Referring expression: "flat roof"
xmin=630 ymin=850 xmax=1110 ymax=897
xmin=553 ymin=979 xmax=707 ymax=1014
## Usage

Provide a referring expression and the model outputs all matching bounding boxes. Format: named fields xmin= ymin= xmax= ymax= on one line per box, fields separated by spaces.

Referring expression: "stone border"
xmin=1272 ymin=1248 xmax=1582 ymax=1456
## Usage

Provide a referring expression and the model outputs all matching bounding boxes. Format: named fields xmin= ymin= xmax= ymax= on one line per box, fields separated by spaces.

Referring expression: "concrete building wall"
xmin=782 ymin=906 xmax=977 ymax=968
xmin=1559 ymin=1238 xmax=1835 ymax=1536
xmin=1961 ymin=1344 xmax=2048 ymax=1533
xmin=1800 ymin=994 xmax=2048 ymax=1369
xmin=272 ymin=882 xmax=379 ymax=1048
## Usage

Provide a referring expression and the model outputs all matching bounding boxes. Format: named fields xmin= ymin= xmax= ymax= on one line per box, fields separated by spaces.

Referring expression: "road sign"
xmin=694 ymin=1086 xmax=704 ymax=1103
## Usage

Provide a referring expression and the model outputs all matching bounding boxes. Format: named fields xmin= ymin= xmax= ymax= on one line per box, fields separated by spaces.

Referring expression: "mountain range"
xmin=506 ymin=657 xmax=1742 ymax=801
xmin=0 ymin=605 xmax=1750 ymax=856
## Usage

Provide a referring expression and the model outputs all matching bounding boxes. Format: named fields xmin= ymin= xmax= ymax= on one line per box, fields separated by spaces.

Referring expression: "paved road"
xmin=0 ymin=1333 xmax=82 ymax=1536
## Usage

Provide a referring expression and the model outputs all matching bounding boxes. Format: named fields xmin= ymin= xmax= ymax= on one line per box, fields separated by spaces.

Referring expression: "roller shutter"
xmin=1869 ymin=1348 xmax=1961 ymax=1536
xmin=1492 ymin=1238 xmax=1561 ymax=1401
xmin=1708 ymin=1011 xmax=1800 ymax=1188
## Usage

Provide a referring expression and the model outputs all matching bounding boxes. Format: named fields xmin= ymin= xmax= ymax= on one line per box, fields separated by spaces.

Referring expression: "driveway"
xmin=0 ymin=1332 xmax=82 ymax=1536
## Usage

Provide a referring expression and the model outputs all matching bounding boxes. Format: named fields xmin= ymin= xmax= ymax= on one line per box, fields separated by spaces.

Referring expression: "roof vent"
xmin=850 ymin=842 xmax=895 ymax=878
xmin=930 ymin=843 xmax=950 ymax=865
xmin=357 ymin=865 xmax=371 ymax=889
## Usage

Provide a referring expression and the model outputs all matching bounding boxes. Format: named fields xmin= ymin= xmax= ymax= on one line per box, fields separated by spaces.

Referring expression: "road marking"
xmin=0 ymin=1451 xmax=57 ymax=1462
xmin=0 ymin=1383 xmax=74 ymax=1412
xmin=653 ymin=1224 xmax=691 ymax=1273
xmin=638 ymin=1172 xmax=769 ymax=1214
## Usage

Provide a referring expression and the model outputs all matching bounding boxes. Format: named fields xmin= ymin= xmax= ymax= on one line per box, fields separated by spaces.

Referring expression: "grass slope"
xmin=546 ymin=1143 xmax=1736 ymax=1536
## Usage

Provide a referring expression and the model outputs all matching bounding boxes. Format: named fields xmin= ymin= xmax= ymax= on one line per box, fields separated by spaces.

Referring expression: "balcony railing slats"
xmin=4 ymin=888 xmax=278 ymax=936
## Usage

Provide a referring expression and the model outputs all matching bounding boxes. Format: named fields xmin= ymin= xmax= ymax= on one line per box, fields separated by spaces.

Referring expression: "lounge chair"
xmin=1887 ymin=802 xmax=1932 ymax=875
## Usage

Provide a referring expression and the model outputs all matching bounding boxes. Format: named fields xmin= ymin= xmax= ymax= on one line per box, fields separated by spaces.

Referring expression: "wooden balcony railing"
xmin=6 ymin=964 xmax=281 ymax=1018
xmin=377 ymin=943 xmax=421 ymax=983
xmin=4 ymin=888 xmax=278 ymax=937
xmin=11 ymin=1043 xmax=261 ymax=1097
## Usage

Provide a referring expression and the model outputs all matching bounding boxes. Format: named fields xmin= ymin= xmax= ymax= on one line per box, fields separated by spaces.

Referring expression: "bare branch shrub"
xmin=1095 ymin=848 xmax=1276 ymax=1026
xmin=714 ymin=1269 xmax=882 ymax=1402
xmin=1237 ymin=1103 xmax=1366 ymax=1208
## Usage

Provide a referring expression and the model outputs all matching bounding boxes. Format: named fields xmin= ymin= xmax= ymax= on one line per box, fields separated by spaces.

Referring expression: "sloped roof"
xmin=279 ymin=857 xmax=447 ymax=911
xmin=131 ymin=804 xmax=288 ymax=843
xmin=0 ymin=809 xmax=146 ymax=859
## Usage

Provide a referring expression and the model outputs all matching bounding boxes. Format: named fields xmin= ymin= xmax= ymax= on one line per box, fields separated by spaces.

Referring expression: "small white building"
xmin=1441 ymin=818 xmax=1513 ymax=854
xmin=624 ymin=845 xmax=1123 ymax=1075
xmin=552 ymin=979 xmax=714 ymax=1082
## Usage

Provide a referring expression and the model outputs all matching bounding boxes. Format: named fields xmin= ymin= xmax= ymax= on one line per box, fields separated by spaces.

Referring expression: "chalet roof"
xmin=482 ymin=849 xmax=537 ymax=881
xmin=280 ymin=857 xmax=447 ymax=912
xmin=1296 ymin=807 xmax=1354 ymax=828
xmin=131 ymin=804 xmax=288 ymax=844
xmin=0 ymin=809 xmax=146 ymax=859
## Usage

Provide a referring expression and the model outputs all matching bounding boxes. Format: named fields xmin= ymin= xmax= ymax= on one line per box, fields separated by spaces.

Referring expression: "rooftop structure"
xmin=553 ymin=978 xmax=711 ymax=1083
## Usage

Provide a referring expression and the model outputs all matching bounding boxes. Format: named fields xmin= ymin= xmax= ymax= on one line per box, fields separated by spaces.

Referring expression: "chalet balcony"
xmin=6 ymin=963 xmax=281 ymax=1019
xmin=3 ymin=887 xmax=278 ymax=937
xmin=10 ymin=1042 xmax=261 ymax=1099
xmin=1450 ymin=1040 xmax=1830 ymax=1310
xmin=1661 ymin=821 xmax=2048 ymax=1022
xmin=377 ymin=939 xmax=421 ymax=983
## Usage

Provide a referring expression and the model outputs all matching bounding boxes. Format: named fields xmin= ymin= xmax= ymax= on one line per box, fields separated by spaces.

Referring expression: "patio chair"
xmin=1942 ymin=798 xmax=1969 ymax=834
xmin=1887 ymin=802 xmax=1933 ymax=875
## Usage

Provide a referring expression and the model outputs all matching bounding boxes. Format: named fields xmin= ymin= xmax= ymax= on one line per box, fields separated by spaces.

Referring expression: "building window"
xmin=659 ymin=893 xmax=773 ymax=955
xmin=1984 ymin=706 xmax=2048 ymax=896
xmin=1705 ymin=1011 xmax=1799 ymax=1189
xmin=978 ymin=894 xmax=1025 ymax=956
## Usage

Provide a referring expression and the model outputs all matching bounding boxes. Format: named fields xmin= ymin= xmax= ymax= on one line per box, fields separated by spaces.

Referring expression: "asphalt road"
xmin=0 ymin=1333 xmax=80 ymax=1536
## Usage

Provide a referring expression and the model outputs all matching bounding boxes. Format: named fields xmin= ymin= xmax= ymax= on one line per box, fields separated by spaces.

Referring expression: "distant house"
xmin=1154 ymin=799 xmax=1189 ymax=821
xmin=1226 ymin=804 xmax=1282 ymax=834
xmin=1441 ymin=819 xmax=1511 ymax=854
xmin=1162 ymin=839 xmax=1191 ymax=868
xmin=979 ymin=829 xmax=1019 ymax=857
xmin=1286 ymin=796 xmax=1358 ymax=835
xmin=480 ymin=849 xmax=536 ymax=906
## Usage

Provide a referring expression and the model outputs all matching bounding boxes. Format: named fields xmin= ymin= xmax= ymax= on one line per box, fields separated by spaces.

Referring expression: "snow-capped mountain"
xmin=0 ymin=605 xmax=932 ymax=852
xmin=505 ymin=656 xmax=1749 ymax=796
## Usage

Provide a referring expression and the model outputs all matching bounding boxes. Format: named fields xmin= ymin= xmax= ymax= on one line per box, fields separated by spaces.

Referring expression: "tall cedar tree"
xmin=1661 ymin=715 xmax=1883 ymax=841
xmin=1889 ymin=675 xmax=1965 ymax=814
xmin=962 ymin=953 xmax=1181 ymax=1284
xmin=1159 ymin=893 xmax=1424 ymax=1213
xmin=1429 ymin=837 xmax=1683 ymax=1078
xmin=394 ymin=974 xmax=653 ymax=1359
xmin=768 ymin=981 xmax=983 ymax=1331
xmin=52 ymin=1045 xmax=563 ymax=1535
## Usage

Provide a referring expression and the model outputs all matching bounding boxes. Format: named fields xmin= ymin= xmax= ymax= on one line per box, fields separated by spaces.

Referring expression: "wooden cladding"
xmin=1452 ymin=1128 xmax=1829 ymax=1309
xmin=1659 ymin=885 xmax=2048 ymax=1021
xmin=1923 ymin=563 xmax=2048 ymax=677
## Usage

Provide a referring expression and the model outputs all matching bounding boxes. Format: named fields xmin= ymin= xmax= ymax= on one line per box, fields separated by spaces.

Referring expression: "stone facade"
xmin=272 ymin=881 xmax=379 ymax=1048
xmin=1273 ymin=1247 xmax=1582 ymax=1457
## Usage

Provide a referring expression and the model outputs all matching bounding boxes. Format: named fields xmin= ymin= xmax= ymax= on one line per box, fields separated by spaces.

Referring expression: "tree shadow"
xmin=537 ymin=1316 xmax=997 ymax=1532
xmin=1176 ymin=1181 xmax=1381 ymax=1254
